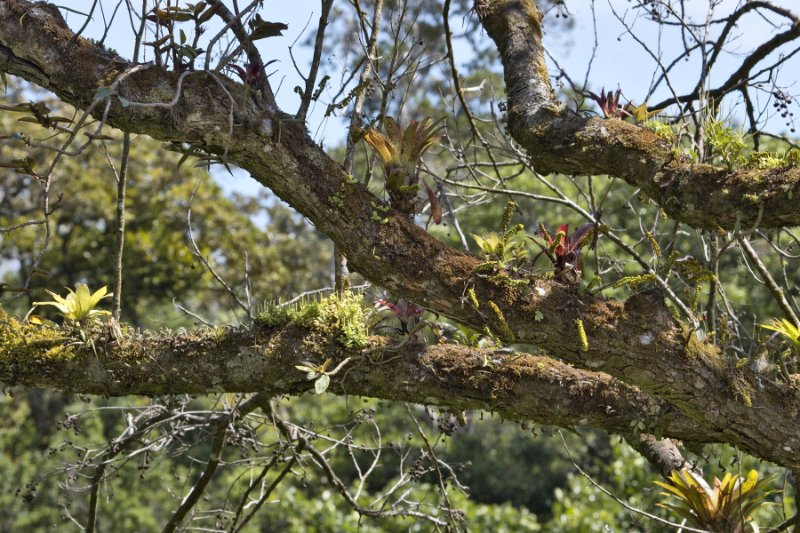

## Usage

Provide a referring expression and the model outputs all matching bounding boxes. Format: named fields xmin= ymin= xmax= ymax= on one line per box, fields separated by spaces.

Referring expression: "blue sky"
xmin=63 ymin=0 xmax=800 ymax=198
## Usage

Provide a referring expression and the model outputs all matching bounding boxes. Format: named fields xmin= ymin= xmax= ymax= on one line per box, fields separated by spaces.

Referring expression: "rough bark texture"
xmin=1 ymin=0 xmax=800 ymax=470
xmin=476 ymin=0 xmax=800 ymax=231
xmin=0 ymin=310 xmax=724 ymax=447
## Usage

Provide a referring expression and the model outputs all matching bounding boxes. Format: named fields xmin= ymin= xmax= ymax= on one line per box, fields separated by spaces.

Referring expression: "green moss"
xmin=328 ymin=192 xmax=345 ymax=208
xmin=488 ymin=301 xmax=514 ymax=341
xmin=738 ymin=386 xmax=753 ymax=408
xmin=487 ymin=272 xmax=530 ymax=289
xmin=742 ymin=193 xmax=761 ymax=203
xmin=608 ymin=273 xmax=657 ymax=290
xmin=255 ymin=292 xmax=371 ymax=349
xmin=0 ymin=307 xmax=76 ymax=365
xmin=576 ymin=319 xmax=589 ymax=352
xmin=643 ymin=120 xmax=675 ymax=142
xmin=468 ymin=287 xmax=480 ymax=310
xmin=255 ymin=301 xmax=296 ymax=327
xmin=745 ymin=152 xmax=783 ymax=170
xmin=785 ymin=148 xmax=800 ymax=166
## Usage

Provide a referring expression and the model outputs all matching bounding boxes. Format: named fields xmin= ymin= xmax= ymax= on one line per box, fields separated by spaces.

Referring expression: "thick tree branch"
xmin=475 ymin=0 xmax=800 ymax=231
xmin=2 ymin=0 xmax=800 ymax=470
xmin=0 ymin=310 xmax=742 ymax=461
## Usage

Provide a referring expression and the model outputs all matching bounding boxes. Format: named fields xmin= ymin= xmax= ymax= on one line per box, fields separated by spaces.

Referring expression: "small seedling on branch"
xmin=472 ymin=201 xmax=528 ymax=270
xmin=295 ymin=358 xmax=333 ymax=394
xmin=704 ymin=115 xmax=748 ymax=169
xmin=624 ymin=102 xmax=662 ymax=123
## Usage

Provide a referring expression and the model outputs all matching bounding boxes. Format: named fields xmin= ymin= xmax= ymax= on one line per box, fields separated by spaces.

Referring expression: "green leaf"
xmin=314 ymin=374 xmax=330 ymax=394
xmin=197 ymin=4 xmax=220 ymax=24
xmin=248 ymin=19 xmax=288 ymax=41
xmin=534 ymin=311 xmax=544 ymax=321
xmin=31 ymin=284 xmax=111 ymax=325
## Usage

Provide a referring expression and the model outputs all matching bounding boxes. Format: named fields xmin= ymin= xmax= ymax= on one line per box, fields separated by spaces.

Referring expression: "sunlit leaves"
xmin=655 ymin=469 xmax=775 ymax=532
xmin=625 ymin=102 xmax=662 ymax=123
xmin=760 ymin=318 xmax=800 ymax=353
xmin=362 ymin=116 xmax=444 ymax=214
xmin=704 ymin=115 xmax=748 ymax=169
xmin=363 ymin=116 xmax=443 ymax=189
xmin=30 ymin=284 xmax=112 ymax=327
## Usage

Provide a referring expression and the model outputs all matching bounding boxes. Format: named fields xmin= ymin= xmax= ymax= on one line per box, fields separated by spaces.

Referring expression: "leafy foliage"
xmin=472 ymin=201 xmax=528 ymax=269
xmin=760 ymin=318 xmax=800 ymax=353
xmin=655 ymin=469 xmax=775 ymax=532
xmin=587 ymin=88 xmax=628 ymax=119
xmin=643 ymin=119 xmax=676 ymax=142
xmin=363 ymin=116 xmax=443 ymax=214
xmin=0 ymin=92 xmax=332 ymax=326
xmin=295 ymin=358 xmax=333 ymax=394
xmin=29 ymin=284 xmax=111 ymax=328
xmin=704 ymin=115 xmax=749 ymax=169
xmin=534 ymin=220 xmax=598 ymax=284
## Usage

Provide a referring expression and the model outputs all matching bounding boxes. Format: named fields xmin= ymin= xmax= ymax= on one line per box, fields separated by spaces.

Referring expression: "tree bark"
xmin=1 ymin=0 xmax=800 ymax=471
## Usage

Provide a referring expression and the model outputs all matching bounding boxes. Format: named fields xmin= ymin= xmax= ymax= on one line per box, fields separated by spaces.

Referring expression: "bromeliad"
xmin=363 ymin=116 xmax=443 ymax=218
xmin=586 ymin=88 xmax=629 ymax=119
xmin=375 ymin=298 xmax=425 ymax=335
xmin=534 ymin=217 xmax=600 ymax=284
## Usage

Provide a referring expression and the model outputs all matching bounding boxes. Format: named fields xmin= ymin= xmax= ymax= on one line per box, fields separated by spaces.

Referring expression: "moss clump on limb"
xmin=255 ymin=291 xmax=372 ymax=349
xmin=0 ymin=307 xmax=76 ymax=368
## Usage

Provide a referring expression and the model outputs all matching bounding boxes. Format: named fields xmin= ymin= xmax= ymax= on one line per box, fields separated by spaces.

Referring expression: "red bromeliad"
xmin=375 ymin=298 xmax=424 ymax=334
xmin=586 ymin=88 xmax=630 ymax=119
xmin=535 ymin=220 xmax=598 ymax=284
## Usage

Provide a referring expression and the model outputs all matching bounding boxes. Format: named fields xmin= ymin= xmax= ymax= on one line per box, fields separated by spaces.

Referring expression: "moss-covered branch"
xmin=0 ymin=305 xmax=797 ymax=468
xmin=0 ymin=308 xmax=732 ymax=457
xmin=2 ymin=0 xmax=800 ymax=471
xmin=476 ymin=0 xmax=800 ymax=231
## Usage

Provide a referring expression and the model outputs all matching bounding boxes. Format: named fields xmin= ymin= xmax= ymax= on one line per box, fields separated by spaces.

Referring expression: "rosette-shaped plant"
xmin=363 ymin=116 xmax=442 ymax=216
xmin=536 ymin=222 xmax=596 ymax=284
xmin=655 ymin=469 xmax=775 ymax=533
xmin=30 ymin=284 xmax=112 ymax=328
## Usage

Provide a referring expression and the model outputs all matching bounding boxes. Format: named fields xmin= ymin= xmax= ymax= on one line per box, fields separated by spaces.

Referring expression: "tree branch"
xmin=0 ymin=309 xmax=799 ymax=469
xmin=475 ymin=0 xmax=800 ymax=231
xmin=2 ymin=0 xmax=800 ymax=471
